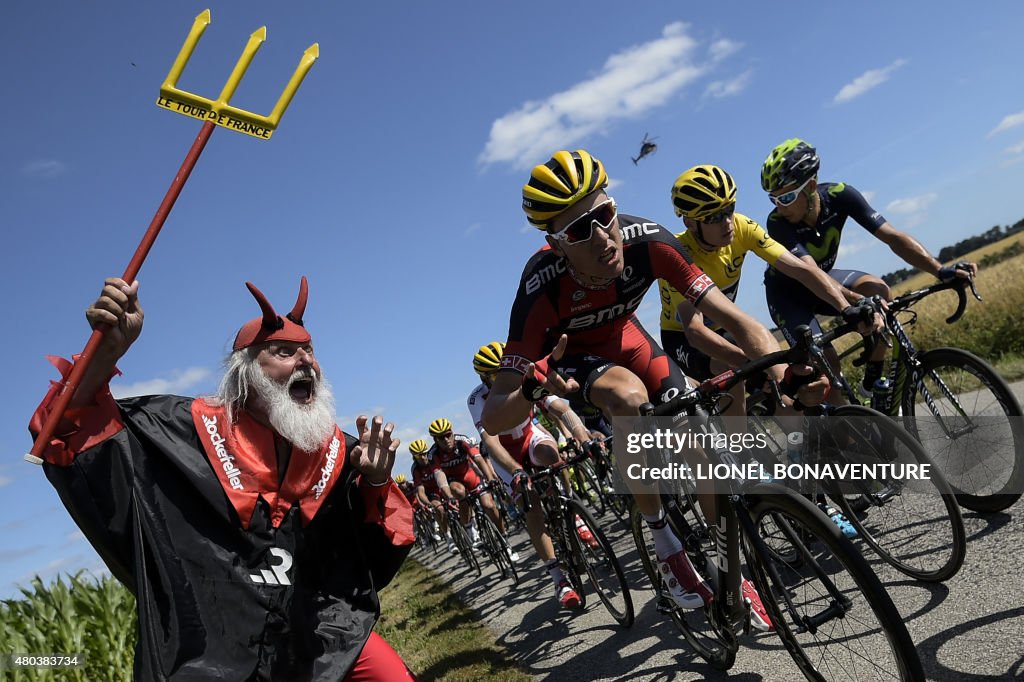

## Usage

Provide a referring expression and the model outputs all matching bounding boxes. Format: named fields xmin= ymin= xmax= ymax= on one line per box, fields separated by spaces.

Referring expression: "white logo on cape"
xmin=202 ymin=414 xmax=244 ymax=490
xmin=249 ymin=547 xmax=293 ymax=586
xmin=312 ymin=437 xmax=341 ymax=500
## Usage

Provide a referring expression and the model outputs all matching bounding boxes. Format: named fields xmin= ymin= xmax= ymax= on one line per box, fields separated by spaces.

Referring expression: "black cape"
xmin=39 ymin=394 xmax=409 ymax=681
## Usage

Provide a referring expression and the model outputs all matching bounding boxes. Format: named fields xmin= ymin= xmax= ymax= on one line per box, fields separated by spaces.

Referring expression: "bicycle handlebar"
xmin=890 ymin=268 xmax=981 ymax=324
xmin=646 ymin=297 xmax=884 ymax=418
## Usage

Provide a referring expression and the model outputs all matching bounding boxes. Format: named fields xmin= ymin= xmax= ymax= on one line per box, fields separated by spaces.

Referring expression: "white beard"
xmin=249 ymin=365 xmax=337 ymax=454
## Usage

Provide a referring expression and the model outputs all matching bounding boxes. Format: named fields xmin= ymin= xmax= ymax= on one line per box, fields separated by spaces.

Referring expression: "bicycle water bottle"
xmin=786 ymin=431 xmax=804 ymax=465
xmin=870 ymin=377 xmax=892 ymax=412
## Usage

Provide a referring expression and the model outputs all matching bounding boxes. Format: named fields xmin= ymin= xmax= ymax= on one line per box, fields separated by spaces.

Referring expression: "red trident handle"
xmin=26 ymin=122 xmax=215 ymax=464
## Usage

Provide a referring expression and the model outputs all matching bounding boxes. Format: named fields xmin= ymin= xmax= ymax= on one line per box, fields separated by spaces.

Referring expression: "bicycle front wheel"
xmin=567 ymin=499 xmax=634 ymax=627
xmin=478 ymin=513 xmax=520 ymax=585
xmin=826 ymin=405 xmax=966 ymax=582
xmin=743 ymin=487 xmax=924 ymax=682
xmin=449 ymin=515 xmax=481 ymax=576
xmin=902 ymin=347 xmax=1024 ymax=512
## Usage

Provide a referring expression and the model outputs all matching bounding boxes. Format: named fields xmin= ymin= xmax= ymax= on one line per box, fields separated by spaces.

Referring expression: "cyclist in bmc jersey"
xmin=658 ymin=165 xmax=860 ymax=416
xmin=760 ymin=138 xmax=978 ymax=392
xmin=410 ymin=439 xmax=453 ymax=551
xmin=481 ymin=149 xmax=827 ymax=621
xmin=427 ymin=418 xmax=504 ymax=548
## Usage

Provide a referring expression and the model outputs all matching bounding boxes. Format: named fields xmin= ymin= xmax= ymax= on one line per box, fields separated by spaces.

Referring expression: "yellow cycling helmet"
xmin=394 ymin=473 xmax=408 ymax=485
xmin=428 ymin=418 xmax=453 ymax=436
xmin=671 ymin=165 xmax=737 ymax=220
xmin=522 ymin=149 xmax=609 ymax=229
xmin=473 ymin=341 xmax=505 ymax=374
xmin=409 ymin=438 xmax=429 ymax=455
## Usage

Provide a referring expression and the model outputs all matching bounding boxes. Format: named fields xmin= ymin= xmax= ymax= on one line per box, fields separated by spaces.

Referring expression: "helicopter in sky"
xmin=631 ymin=133 xmax=658 ymax=165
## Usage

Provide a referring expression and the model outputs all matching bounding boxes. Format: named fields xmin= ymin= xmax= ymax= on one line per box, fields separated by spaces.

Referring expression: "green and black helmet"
xmin=760 ymin=138 xmax=820 ymax=193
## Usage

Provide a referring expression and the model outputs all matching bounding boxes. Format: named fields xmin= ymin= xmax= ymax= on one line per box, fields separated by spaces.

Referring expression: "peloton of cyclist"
xmin=760 ymin=138 xmax=978 ymax=392
xmin=481 ymin=149 xmax=828 ymax=625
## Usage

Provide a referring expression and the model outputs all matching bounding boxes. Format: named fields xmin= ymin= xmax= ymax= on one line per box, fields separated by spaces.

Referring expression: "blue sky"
xmin=3 ymin=2 xmax=1024 ymax=597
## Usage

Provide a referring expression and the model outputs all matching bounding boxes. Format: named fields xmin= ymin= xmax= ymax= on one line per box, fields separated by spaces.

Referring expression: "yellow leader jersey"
xmin=659 ymin=213 xmax=786 ymax=332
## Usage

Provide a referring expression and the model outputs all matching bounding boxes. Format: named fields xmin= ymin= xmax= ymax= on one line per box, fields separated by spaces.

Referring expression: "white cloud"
xmin=709 ymin=39 xmax=742 ymax=62
xmin=704 ymin=70 xmax=753 ymax=99
xmin=885 ymin=192 xmax=937 ymax=214
xmin=464 ymin=222 xmax=481 ymax=236
xmin=481 ymin=23 xmax=734 ymax=169
xmin=860 ymin=190 xmax=877 ymax=204
xmin=111 ymin=366 xmax=212 ymax=398
xmin=833 ymin=59 xmax=908 ymax=104
xmin=1003 ymin=140 xmax=1024 ymax=155
xmin=988 ymin=111 xmax=1024 ymax=137
xmin=0 ymin=475 xmax=11 ymax=488
xmin=22 ymin=160 xmax=67 ymax=178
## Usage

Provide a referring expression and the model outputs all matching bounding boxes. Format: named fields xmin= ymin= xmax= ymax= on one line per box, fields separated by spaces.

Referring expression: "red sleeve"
xmin=28 ymin=356 xmax=125 ymax=467
xmin=649 ymin=240 xmax=717 ymax=306
xmin=359 ymin=478 xmax=415 ymax=546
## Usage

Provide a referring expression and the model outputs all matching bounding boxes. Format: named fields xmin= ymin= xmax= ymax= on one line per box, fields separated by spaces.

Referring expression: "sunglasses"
xmin=549 ymin=197 xmax=618 ymax=244
xmin=700 ymin=206 xmax=735 ymax=224
xmin=770 ymin=177 xmax=813 ymax=207
xmin=434 ymin=431 xmax=453 ymax=439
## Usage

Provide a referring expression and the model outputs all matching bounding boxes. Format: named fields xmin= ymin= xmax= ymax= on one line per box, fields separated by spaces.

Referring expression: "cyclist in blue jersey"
xmin=760 ymin=138 xmax=977 ymax=393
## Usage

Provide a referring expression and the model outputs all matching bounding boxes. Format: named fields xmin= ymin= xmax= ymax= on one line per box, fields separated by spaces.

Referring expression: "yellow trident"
xmin=157 ymin=9 xmax=318 ymax=139
xmin=26 ymin=10 xmax=317 ymax=465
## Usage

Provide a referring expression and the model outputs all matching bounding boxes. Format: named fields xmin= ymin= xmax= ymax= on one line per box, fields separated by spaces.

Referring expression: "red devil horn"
xmin=245 ymin=282 xmax=283 ymax=330
xmin=287 ymin=276 xmax=308 ymax=326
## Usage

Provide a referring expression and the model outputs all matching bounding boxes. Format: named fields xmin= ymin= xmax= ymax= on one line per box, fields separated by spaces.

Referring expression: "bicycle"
xmin=445 ymin=501 xmax=481 ymax=576
xmin=413 ymin=507 xmax=440 ymax=554
xmin=627 ymin=302 xmax=924 ymax=680
xmin=560 ymin=440 xmax=630 ymax=530
xmin=524 ymin=449 xmax=635 ymax=628
xmin=839 ymin=272 xmax=1024 ymax=512
xmin=465 ymin=483 xmax=520 ymax=585
xmin=751 ymin=321 xmax=966 ymax=583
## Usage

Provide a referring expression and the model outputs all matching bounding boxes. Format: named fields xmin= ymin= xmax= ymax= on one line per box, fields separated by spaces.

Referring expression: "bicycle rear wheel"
xmin=902 ymin=347 xmax=1024 ymax=512
xmin=823 ymin=405 xmax=966 ymax=582
xmin=742 ymin=486 xmax=924 ymax=681
xmin=566 ymin=500 xmax=634 ymax=627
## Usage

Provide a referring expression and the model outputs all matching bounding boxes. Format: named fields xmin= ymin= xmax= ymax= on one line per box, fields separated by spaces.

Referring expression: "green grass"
xmin=376 ymin=558 xmax=532 ymax=681
xmin=0 ymin=561 xmax=529 ymax=682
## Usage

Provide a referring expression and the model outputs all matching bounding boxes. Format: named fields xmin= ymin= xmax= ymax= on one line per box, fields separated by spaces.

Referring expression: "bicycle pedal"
xmin=656 ymin=596 xmax=679 ymax=615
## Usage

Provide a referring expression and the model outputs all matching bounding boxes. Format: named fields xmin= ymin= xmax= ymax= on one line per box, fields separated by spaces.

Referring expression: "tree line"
xmin=882 ymin=219 xmax=1024 ymax=285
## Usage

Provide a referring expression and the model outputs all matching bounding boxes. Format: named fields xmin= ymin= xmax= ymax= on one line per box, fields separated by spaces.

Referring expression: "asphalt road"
xmin=416 ymin=381 xmax=1024 ymax=681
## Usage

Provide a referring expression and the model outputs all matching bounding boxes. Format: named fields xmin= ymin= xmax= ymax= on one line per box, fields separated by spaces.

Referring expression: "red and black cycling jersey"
xmin=411 ymin=460 xmax=439 ymax=494
xmin=427 ymin=434 xmax=480 ymax=472
xmin=502 ymin=215 xmax=715 ymax=370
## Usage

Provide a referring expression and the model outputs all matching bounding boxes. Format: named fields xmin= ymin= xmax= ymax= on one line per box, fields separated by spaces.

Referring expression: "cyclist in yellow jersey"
xmin=658 ymin=165 xmax=861 ymax=416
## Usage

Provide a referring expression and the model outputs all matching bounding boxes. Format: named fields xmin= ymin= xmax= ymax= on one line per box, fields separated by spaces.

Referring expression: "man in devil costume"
xmin=29 ymin=276 xmax=417 ymax=681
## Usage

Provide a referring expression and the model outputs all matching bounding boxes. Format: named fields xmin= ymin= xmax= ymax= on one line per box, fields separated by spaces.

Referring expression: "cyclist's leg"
xmin=766 ymin=277 xmax=848 ymax=403
xmin=841 ymin=268 xmax=891 ymax=373
xmin=567 ymin=326 xmax=712 ymax=608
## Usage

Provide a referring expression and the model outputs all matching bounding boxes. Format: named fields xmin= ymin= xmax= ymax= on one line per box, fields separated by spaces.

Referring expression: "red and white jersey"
xmin=467 ymin=382 xmax=556 ymax=445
